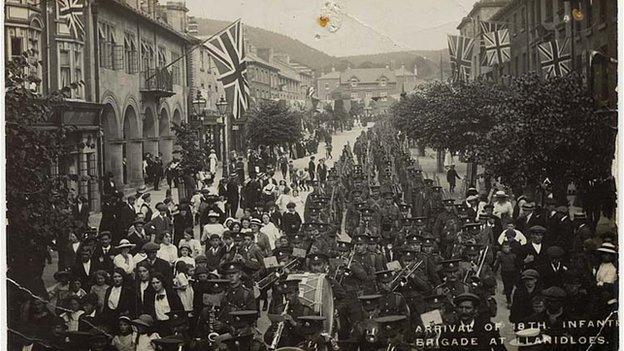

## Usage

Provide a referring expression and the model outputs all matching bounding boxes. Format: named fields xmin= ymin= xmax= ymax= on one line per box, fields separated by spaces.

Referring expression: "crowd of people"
xmin=7 ymin=122 xmax=618 ymax=351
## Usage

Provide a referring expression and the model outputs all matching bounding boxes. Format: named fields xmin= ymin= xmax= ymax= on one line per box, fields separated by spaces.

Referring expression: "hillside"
xmin=194 ymin=18 xmax=450 ymax=80
xmin=195 ymin=18 xmax=337 ymax=71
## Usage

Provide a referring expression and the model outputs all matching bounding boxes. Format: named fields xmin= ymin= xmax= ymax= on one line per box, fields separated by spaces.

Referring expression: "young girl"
xmin=111 ymin=316 xmax=134 ymax=351
xmin=240 ymin=218 xmax=252 ymax=234
xmin=131 ymin=314 xmax=160 ymax=351
xmin=176 ymin=244 xmax=196 ymax=269
xmin=68 ymin=278 xmax=87 ymax=299
xmin=60 ymin=296 xmax=84 ymax=331
xmin=173 ymin=261 xmax=194 ymax=314
xmin=90 ymin=270 xmax=110 ymax=312
xmin=178 ymin=228 xmax=202 ymax=258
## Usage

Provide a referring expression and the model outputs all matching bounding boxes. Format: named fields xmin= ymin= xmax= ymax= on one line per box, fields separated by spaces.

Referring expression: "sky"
xmin=186 ymin=0 xmax=477 ymax=57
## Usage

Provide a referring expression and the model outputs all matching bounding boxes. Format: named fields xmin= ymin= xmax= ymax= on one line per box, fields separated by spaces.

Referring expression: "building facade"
xmin=5 ymin=0 xmax=105 ymax=210
xmin=488 ymin=0 xmax=617 ymax=108
xmin=316 ymin=66 xmax=418 ymax=105
xmin=95 ymin=0 xmax=192 ymax=188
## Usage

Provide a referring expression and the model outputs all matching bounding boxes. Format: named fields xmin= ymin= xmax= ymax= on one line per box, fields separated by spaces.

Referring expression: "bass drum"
xmin=275 ymin=348 xmax=305 ymax=351
xmin=288 ymin=273 xmax=334 ymax=333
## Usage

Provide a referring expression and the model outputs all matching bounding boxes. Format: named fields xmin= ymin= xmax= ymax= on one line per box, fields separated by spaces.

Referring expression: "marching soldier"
xmin=434 ymin=199 xmax=462 ymax=258
xmin=218 ymin=262 xmax=257 ymax=325
xmin=374 ymin=270 xmax=410 ymax=317
xmin=224 ymin=310 xmax=266 ymax=351
xmin=264 ymin=279 xmax=312 ymax=348
xmin=433 ymin=259 xmax=471 ymax=310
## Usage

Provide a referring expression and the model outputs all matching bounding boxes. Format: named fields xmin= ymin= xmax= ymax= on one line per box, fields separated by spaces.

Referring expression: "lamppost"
xmin=216 ymin=96 xmax=229 ymax=177
xmin=191 ymin=91 xmax=207 ymax=146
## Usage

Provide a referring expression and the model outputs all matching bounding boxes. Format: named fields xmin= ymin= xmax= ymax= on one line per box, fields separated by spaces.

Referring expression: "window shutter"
xmin=113 ymin=45 xmax=124 ymax=70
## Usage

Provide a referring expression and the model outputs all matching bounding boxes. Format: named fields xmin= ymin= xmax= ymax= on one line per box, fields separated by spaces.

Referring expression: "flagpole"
xmin=146 ymin=18 xmax=242 ymax=82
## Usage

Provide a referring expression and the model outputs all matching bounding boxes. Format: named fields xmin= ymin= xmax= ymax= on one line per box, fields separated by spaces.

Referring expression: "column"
xmin=127 ymin=141 xmax=144 ymax=186
xmin=143 ymin=139 xmax=159 ymax=157
xmin=106 ymin=142 xmax=124 ymax=186
xmin=159 ymin=137 xmax=173 ymax=164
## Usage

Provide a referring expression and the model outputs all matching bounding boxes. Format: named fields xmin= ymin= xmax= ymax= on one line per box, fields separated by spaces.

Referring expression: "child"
xmin=176 ymin=244 xmax=196 ymax=269
xmin=178 ymin=228 xmax=202 ymax=258
xmin=89 ymin=270 xmax=110 ymax=312
xmin=60 ymin=296 xmax=84 ymax=331
xmin=493 ymin=240 xmax=518 ymax=305
xmin=131 ymin=315 xmax=160 ymax=351
xmin=173 ymin=261 xmax=194 ymax=314
xmin=298 ymin=168 xmax=309 ymax=191
xmin=596 ymin=242 xmax=617 ymax=286
xmin=68 ymin=278 xmax=87 ymax=299
xmin=112 ymin=316 xmax=135 ymax=351
xmin=205 ymin=234 xmax=224 ymax=271
xmin=47 ymin=271 xmax=72 ymax=306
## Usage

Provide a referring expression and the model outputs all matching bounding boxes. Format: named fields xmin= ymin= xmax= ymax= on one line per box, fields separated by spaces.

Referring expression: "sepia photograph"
xmin=2 ymin=0 xmax=620 ymax=350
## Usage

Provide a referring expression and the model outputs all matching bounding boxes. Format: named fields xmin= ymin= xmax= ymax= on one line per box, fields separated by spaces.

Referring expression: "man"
xmin=250 ymin=218 xmax=271 ymax=256
xmin=142 ymin=242 xmax=173 ymax=283
xmin=317 ymin=158 xmax=328 ymax=185
xmin=434 ymin=259 xmax=470 ymax=310
xmin=433 ymin=199 xmax=461 ymax=258
xmin=146 ymin=203 xmax=173 ymax=244
xmin=446 ymin=165 xmax=461 ymax=194
xmin=440 ymin=293 xmax=506 ymax=351
xmin=91 ymin=231 xmax=114 ymax=272
xmin=263 ymin=279 xmax=311 ymax=347
xmin=527 ymin=287 xmax=570 ymax=338
xmin=71 ymin=248 xmax=103 ymax=292
xmin=374 ymin=270 xmax=410 ymax=317
xmin=225 ymin=174 xmax=240 ymax=218
xmin=518 ymin=225 xmax=549 ymax=270
xmin=514 ymin=202 xmax=544 ymax=234
xmin=509 ymin=269 xmax=541 ymax=324
xmin=281 ymin=202 xmax=302 ymax=237
xmin=118 ymin=195 xmax=137 ymax=241
xmin=538 ymin=246 xmax=568 ymax=288
xmin=308 ymin=156 xmax=316 ymax=183
xmin=219 ymin=262 xmax=257 ymax=324
xmin=153 ymin=153 xmax=164 ymax=190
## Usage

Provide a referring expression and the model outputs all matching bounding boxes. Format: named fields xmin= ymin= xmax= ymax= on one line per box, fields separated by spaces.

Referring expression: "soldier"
xmin=355 ymin=207 xmax=380 ymax=238
xmin=396 ymin=248 xmax=431 ymax=319
xmin=373 ymin=270 xmax=410 ymax=317
xmin=224 ymin=310 xmax=266 ymax=351
xmin=378 ymin=188 xmax=401 ymax=236
xmin=218 ymin=262 xmax=257 ymax=325
xmin=341 ymin=235 xmax=377 ymax=295
xmin=264 ymin=279 xmax=312 ymax=348
xmin=375 ymin=315 xmax=412 ymax=350
xmin=433 ymin=199 xmax=461 ymax=258
xmin=433 ymin=259 xmax=471 ymax=309
xmin=295 ymin=315 xmax=337 ymax=351
xmin=345 ymin=189 xmax=365 ymax=233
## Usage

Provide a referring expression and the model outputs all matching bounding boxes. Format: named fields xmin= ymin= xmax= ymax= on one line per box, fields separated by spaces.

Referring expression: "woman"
xmin=157 ymin=233 xmax=178 ymax=265
xmin=145 ymin=272 xmax=184 ymax=337
xmin=229 ymin=221 xmax=242 ymax=235
xmin=134 ymin=261 xmax=155 ymax=315
xmin=112 ymin=239 xmax=136 ymax=276
xmin=240 ymin=217 xmax=252 ymax=234
xmin=260 ymin=213 xmax=281 ymax=250
xmin=101 ymin=268 xmax=136 ymax=330
xmin=275 ymin=187 xmax=293 ymax=213
xmin=290 ymin=189 xmax=305 ymax=218
xmin=173 ymin=204 xmax=194 ymax=245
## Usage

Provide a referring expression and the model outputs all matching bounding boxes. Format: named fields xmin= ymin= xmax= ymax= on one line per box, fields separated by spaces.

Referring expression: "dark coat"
xmin=71 ymin=259 xmax=103 ymax=292
xmin=509 ymin=285 xmax=541 ymax=324
xmin=118 ymin=203 xmax=137 ymax=235
xmin=91 ymin=245 xmax=115 ymax=273
xmin=144 ymin=288 xmax=184 ymax=321
xmin=517 ymin=242 xmax=550 ymax=270
xmin=145 ymin=257 xmax=173 ymax=283
xmin=100 ymin=285 xmax=136 ymax=327
xmin=134 ymin=280 xmax=156 ymax=315
xmin=173 ymin=212 xmax=194 ymax=244
xmin=281 ymin=211 xmax=302 ymax=236
xmin=146 ymin=215 xmax=173 ymax=244
xmin=72 ymin=201 xmax=91 ymax=228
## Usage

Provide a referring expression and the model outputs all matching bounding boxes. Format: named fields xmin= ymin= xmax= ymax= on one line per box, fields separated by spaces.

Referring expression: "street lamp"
xmin=215 ymin=96 xmax=229 ymax=177
xmin=192 ymin=91 xmax=207 ymax=120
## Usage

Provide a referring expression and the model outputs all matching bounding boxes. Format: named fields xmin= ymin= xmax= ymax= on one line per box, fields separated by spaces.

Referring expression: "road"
xmin=41 ymin=122 xmax=516 ymax=348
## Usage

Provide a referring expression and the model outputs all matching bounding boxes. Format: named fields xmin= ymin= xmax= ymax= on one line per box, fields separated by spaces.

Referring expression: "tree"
xmin=247 ymin=100 xmax=303 ymax=147
xmin=171 ymin=122 xmax=208 ymax=175
xmin=6 ymin=52 xmax=78 ymax=294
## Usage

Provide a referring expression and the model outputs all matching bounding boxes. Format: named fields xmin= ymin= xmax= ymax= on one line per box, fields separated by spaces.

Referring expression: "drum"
xmin=288 ymin=273 xmax=334 ymax=333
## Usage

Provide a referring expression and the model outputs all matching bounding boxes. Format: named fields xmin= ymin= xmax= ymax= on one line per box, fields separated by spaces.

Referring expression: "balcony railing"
xmin=140 ymin=68 xmax=174 ymax=97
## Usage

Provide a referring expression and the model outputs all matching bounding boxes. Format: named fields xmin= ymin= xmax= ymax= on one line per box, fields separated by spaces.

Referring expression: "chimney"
xmin=163 ymin=1 xmax=188 ymax=33
xmin=257 ymin=48 xmax=274 ymax=63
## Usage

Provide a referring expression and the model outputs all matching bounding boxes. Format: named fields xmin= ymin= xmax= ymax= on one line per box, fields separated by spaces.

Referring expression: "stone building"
xmin=95 ymin=0 xmax=192 ymax=188
xmin=5 ymin=0 xmax=105 ymax=210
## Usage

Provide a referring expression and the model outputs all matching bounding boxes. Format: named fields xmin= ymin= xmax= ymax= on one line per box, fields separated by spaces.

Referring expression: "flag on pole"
xmin=204 ymin=20 xmax=250 ymax=120
xmin=306 ymin=86 xmax=316 ymax=99
xmin=482 ymin=29 xmax=511 ymax=66
xmin=537 ymin=38 xmax=572 ymax=78
xmin=479 ymin=20 xmax=508 ymax=35
xmin=57 ymin=0 xmax=85 ymax=39
xmin=447 ymin=34 xmax=475 ymax=82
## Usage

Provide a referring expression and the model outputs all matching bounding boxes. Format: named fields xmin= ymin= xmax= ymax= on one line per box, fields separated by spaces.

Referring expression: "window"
xmin=545 ymin=0 xmax=553 ymax=22
xmin=74 ymin=50 xmax=83 ymax=98
xmin=557 ymin=0 xmax=564 ymax=22
xmin=379 ymin=79 xmax=387 ymax=87
xmin=171 ymin=51 xmax=181 ymax=85
xmin=380 ymin=91 xmax=387 ymax=97
xmin=350 ymin=79 xmax=357 ymax=87
xmin=60 ymin=49 xmax=71 ymax=88
xmin=200 ymin=50 xmax=205 ymax=71
xmin=98 ymin=22 xmax=119 ymax=69
xmin=521 ymin=7 xmax=526 ymax=29
xmin=124 ymin=33 xmax=138 ymax=74
xmin=157 ymin=46 xmax=166 ymax=68
xmin=141 ymin=41 xmax=154 ymax=72
xmin=10 ymin=36 xmax=23 ymax=61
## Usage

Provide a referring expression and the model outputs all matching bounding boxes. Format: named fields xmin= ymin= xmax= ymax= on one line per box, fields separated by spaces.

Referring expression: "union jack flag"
xmin=482 ymin=29 xmax=511 ymax=66
xmin=57 ymin=0 xmax=85 ymax=39
xmin=537 ymin=38 xmax=572 ymax=78
xmin=204 ymin=20 xmax=250 ymax=120
xmin=307 ymin=86 xmax=316 ymax=98
xmin=447 ymin=34 xmax=475 ymax=82
xmin=479 ymin=20 xmax=508 ymax=35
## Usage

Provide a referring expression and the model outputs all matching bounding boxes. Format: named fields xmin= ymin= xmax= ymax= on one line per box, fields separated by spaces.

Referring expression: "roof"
xmin=245 ymin=52 xmax=279 ymax=71
xmin=106 ymin=0 xmax=193 ymax=42
xmin=318 ymin=70 xmax=341 ymax=80
xmin=458 ymin=0 xmax=511 ymax=29
xmin=274 ymin=59 xmax=301 ymax=82
xmin=394 ymin=66 xmax=415 ymax=77
xmin=340 ymin=68 xmax=396 ymax=84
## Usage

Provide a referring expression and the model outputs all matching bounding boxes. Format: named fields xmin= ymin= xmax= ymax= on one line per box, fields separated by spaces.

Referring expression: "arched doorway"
xmin=122 ymin=105 xmax=142 ymax=186
xmin=101 ymin=104 xmax=123 ymax=185
xmin=142 ymin=107 xmax=158 ymax=157
xmin=159 ymin=108 xmax=173 ymax=163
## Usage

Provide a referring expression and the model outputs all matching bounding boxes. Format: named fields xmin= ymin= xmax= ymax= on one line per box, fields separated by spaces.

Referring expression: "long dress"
xmin=174 ymin=272 xmax=194 ymax=312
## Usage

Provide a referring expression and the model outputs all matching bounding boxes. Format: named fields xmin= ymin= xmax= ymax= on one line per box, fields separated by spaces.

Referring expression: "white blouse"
xmin=157 ymin=244 xmax=178 ymax=265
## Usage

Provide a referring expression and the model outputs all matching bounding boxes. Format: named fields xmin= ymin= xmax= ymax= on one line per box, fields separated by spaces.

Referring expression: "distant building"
xmin=316 ymin=65 xmax=418 ymax=105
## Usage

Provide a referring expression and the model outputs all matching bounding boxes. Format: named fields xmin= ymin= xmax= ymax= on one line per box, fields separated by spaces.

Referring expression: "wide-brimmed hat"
xmin=137 ymin=185 xmax=148 ymax=194
xmin=131 ymin=314 xmax=155 ymax=327
xmin=495 ymin=190 xmax=508 ymax=198
xmin=116 ymin=239 xmax=135 ymax=250
xmin=207 ymin=210 xmax=220 ymax=218
xmin=509 ymin=328 xmax=551 ymax=347
xmin=54 ymin=270 xmax=73 ymax=281
xmin=597 ymin=242 xmax=617 ymax=254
